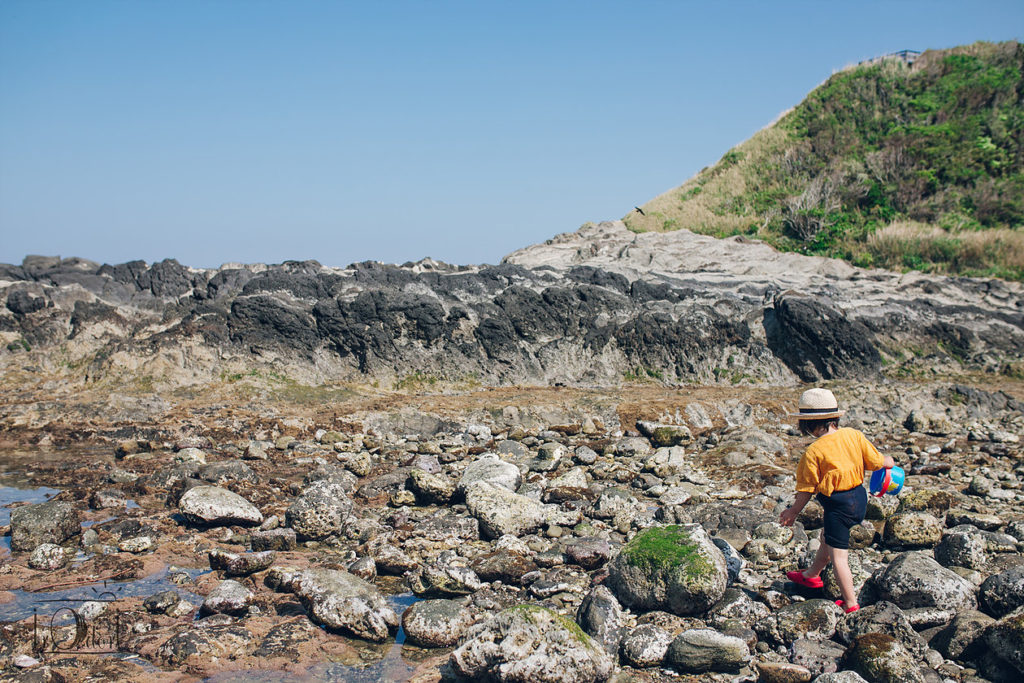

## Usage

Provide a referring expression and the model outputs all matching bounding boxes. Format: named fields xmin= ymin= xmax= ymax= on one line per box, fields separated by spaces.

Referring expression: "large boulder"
xmin=619 ymin=624 xmax=674 ymax=668
xmin=934 ymin=525 xmax=988 ymax=570
xmin=985 ymin=607 xmax=1024 ymax=676
xmin=754 ymin=599 xmax=842 ymax=647
xmin=882 ymin=512 xmax=944 ymax=548
xmin=875 ymin=551 xmax=976 ymax=611
xmin=285 ymin=479 xmax=353 ymax=541
xmin=637 ymin=422 xmax=693 ymax=448
xmin=834 ymin=602 xmax=927 ymax=658
xmin=979 ymin=565 xmax=1024 ymax=618
xmin=178 ymin=486 xmax=262 ymax=527
xmin=458 ymin=454 xmax=522 ymax=494
xmin=401 ymin=598 xmax=477 ymax=648
xmin=930 ymin=610 xmax=995 ymax=661
xmin=576 ymin=586 xmax=628 ymax=655
xmin=665 ymin=628 xmax=751 ymax=673
xmin=450 ymin=605 xmax=613 ymax=683
xmin=606 ymin=524 xmax=727 ymax=616
xmin=200 ymin=579 xmax=254 ymax=616
xmin=157 ymin=624 xmax=252 ymax=667
xmin=469 ymin=550 xmax=538 ymax=584
xmin=290 ymin=568 xmax=399 ymax=642
xmin=208 ymin=549 xmax=276 ymax=576
xmin=10 ymin=499 xmax=79 ymax=551
xmin=464 ymin=481 xmax=544 ymax=539
xmin=407 ymin=469 xmax=455 ymax=505
xmin=842 ymin=633 xmax=925 ymax=683
xmin=789 ymin=638 xmax=847 ymax=677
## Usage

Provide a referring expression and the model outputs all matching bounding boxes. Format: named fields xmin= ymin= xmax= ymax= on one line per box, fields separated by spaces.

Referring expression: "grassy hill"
xmin=625 ymin=41 xmax=1024 ymax=280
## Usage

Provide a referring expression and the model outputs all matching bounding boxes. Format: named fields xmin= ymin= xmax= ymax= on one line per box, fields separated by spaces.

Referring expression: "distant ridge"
xmin=625 ymin=41 xmax=1023 ymax=280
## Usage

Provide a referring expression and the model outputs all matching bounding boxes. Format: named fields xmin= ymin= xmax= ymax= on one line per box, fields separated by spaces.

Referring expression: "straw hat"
xmin=789 ymin=388 xmax=845 ymax=420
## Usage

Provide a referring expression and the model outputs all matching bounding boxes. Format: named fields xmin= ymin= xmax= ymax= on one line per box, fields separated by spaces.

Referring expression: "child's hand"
xmin=779 ymin=507 xmax=798 ymax=527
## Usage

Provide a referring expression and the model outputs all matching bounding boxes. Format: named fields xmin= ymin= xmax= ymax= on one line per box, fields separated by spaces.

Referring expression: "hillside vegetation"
xmin=625 ymin=41 xmax=1024 ymax=280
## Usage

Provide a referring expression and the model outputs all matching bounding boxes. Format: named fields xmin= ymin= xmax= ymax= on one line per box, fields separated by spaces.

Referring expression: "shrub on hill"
xmin=627 ymin=41 xmax=1024 ymax=280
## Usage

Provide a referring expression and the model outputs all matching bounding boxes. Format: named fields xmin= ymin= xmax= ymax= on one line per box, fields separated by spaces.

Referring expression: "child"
xmin=778 ymin=388 xmax=895 ymax=613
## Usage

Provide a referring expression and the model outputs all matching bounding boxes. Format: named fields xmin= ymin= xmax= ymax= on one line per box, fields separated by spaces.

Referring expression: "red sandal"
xmin=786 ymin=570 xmax=824 ymax=589
xmin=835 ymin=600 xmax=860 ymax=613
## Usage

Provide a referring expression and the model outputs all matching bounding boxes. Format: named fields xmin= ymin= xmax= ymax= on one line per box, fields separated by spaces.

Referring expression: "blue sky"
xmin=2 ymin=1 xmax=1022 ymax=269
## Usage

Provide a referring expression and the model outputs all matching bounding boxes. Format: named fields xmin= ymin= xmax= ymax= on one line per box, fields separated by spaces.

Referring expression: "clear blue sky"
xmin=2 ymin=1 xmax=1022 ymax=269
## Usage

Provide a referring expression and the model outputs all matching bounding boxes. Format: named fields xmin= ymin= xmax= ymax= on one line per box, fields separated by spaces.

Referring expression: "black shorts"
xmin=816 ymin=486 xmax=867 ymax=550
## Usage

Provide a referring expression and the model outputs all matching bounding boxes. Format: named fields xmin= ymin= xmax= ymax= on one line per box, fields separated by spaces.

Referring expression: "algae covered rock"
xmin=834 ymin=601 xmax=927 ymax=658
xmin=882 ymin=511 xmax=944 ymax=548
xmin=450 ymin=604 xmax=613 ymax=683
xmin=842 ymin=633 xmax=925 ymax=683
xmin=637 ymin=421 xmax=692 ymax=448
xmin=606 ymin=523 xmax=727 ymax=616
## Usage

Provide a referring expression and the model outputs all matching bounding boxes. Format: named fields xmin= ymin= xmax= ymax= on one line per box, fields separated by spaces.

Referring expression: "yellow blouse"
xmin=796 ymin=427 xmax=885 ymax=496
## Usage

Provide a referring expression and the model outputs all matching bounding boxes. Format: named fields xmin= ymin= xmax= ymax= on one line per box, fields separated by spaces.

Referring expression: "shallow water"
xmin=203 ymin=593 xmax=428 ymax=683
xmin=0 ymin=480 xmax=61 ymax=527
xmin=0 ymin=566 xmax=209 ymax=623
xmin=2 ymin=448 xmax=440 ymax=681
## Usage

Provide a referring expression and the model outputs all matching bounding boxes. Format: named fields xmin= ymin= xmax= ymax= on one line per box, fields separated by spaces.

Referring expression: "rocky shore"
xmin=1 ymin=222 xmax=1022 ymax=391
xmin=0 ymin=380 xmax=1021 ymax=682
xmin=2 ymin=224 xmax=1023 ymax=681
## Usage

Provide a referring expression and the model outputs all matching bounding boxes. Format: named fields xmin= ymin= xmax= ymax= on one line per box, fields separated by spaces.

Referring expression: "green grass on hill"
xmin=625 ymin=41 xmax=1024 ymax=280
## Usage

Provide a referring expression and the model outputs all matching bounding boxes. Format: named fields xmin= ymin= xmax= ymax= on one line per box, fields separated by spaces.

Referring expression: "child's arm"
xmin=882 ymin=454 xmax=895 ymax=469
xmin=780 ymin=491 xmax=813 ymax=527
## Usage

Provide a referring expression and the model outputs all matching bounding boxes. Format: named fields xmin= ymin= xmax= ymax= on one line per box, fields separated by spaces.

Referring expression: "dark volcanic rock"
xmin=764 ymin=292 xmax=882 ymax=381
xmin=3 ymin=224 xmax=1022 ymax=384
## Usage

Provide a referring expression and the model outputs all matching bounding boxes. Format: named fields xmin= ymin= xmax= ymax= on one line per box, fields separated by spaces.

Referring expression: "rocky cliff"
xmin=1 ymin=222 xmax=1022 ymax=389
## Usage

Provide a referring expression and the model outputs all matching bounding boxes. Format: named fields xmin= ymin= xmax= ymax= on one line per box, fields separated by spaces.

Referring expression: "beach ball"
xmin=869 ymin=466 xmax=905 ymax=497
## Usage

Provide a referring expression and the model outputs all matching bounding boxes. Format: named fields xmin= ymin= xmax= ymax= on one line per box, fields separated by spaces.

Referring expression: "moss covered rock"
xmin=606 ymin=523 xmax=727 ymax=616
xmin=843 ymin=633 xmax=925 ymax=683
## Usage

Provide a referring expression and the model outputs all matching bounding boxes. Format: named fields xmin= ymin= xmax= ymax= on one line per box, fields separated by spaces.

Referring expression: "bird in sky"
xmin=634 ymin=206 xmax=646 ymax=216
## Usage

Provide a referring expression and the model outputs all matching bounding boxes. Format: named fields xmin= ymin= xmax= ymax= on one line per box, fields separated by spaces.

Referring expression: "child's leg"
xmin=829 ymin=547 xmax=857 ymax=606
xmin=804 ymin=530 xmax=830 ymax=578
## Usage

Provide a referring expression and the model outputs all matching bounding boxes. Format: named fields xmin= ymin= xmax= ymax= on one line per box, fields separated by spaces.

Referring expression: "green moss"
xmin=621 ymin=525 xmax=713 ymax=580
xmin=855 ymin=632 xmax=897 ymax=659
xmin=394 ymin=371 xmax=440 ymax=391
xmin=623 ymin=366 xmax=663 ymax=383
xmin=6 ymin=339 xmax=30 ymax=352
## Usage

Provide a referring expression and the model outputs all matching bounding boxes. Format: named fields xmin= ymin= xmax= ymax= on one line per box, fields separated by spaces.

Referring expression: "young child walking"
xmin=778 ymin=388 xmax=895 ymax=613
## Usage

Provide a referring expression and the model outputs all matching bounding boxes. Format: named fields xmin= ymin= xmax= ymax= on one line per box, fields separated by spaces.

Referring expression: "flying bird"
xmin=634 ymin=206 xmax=646 ymax=216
